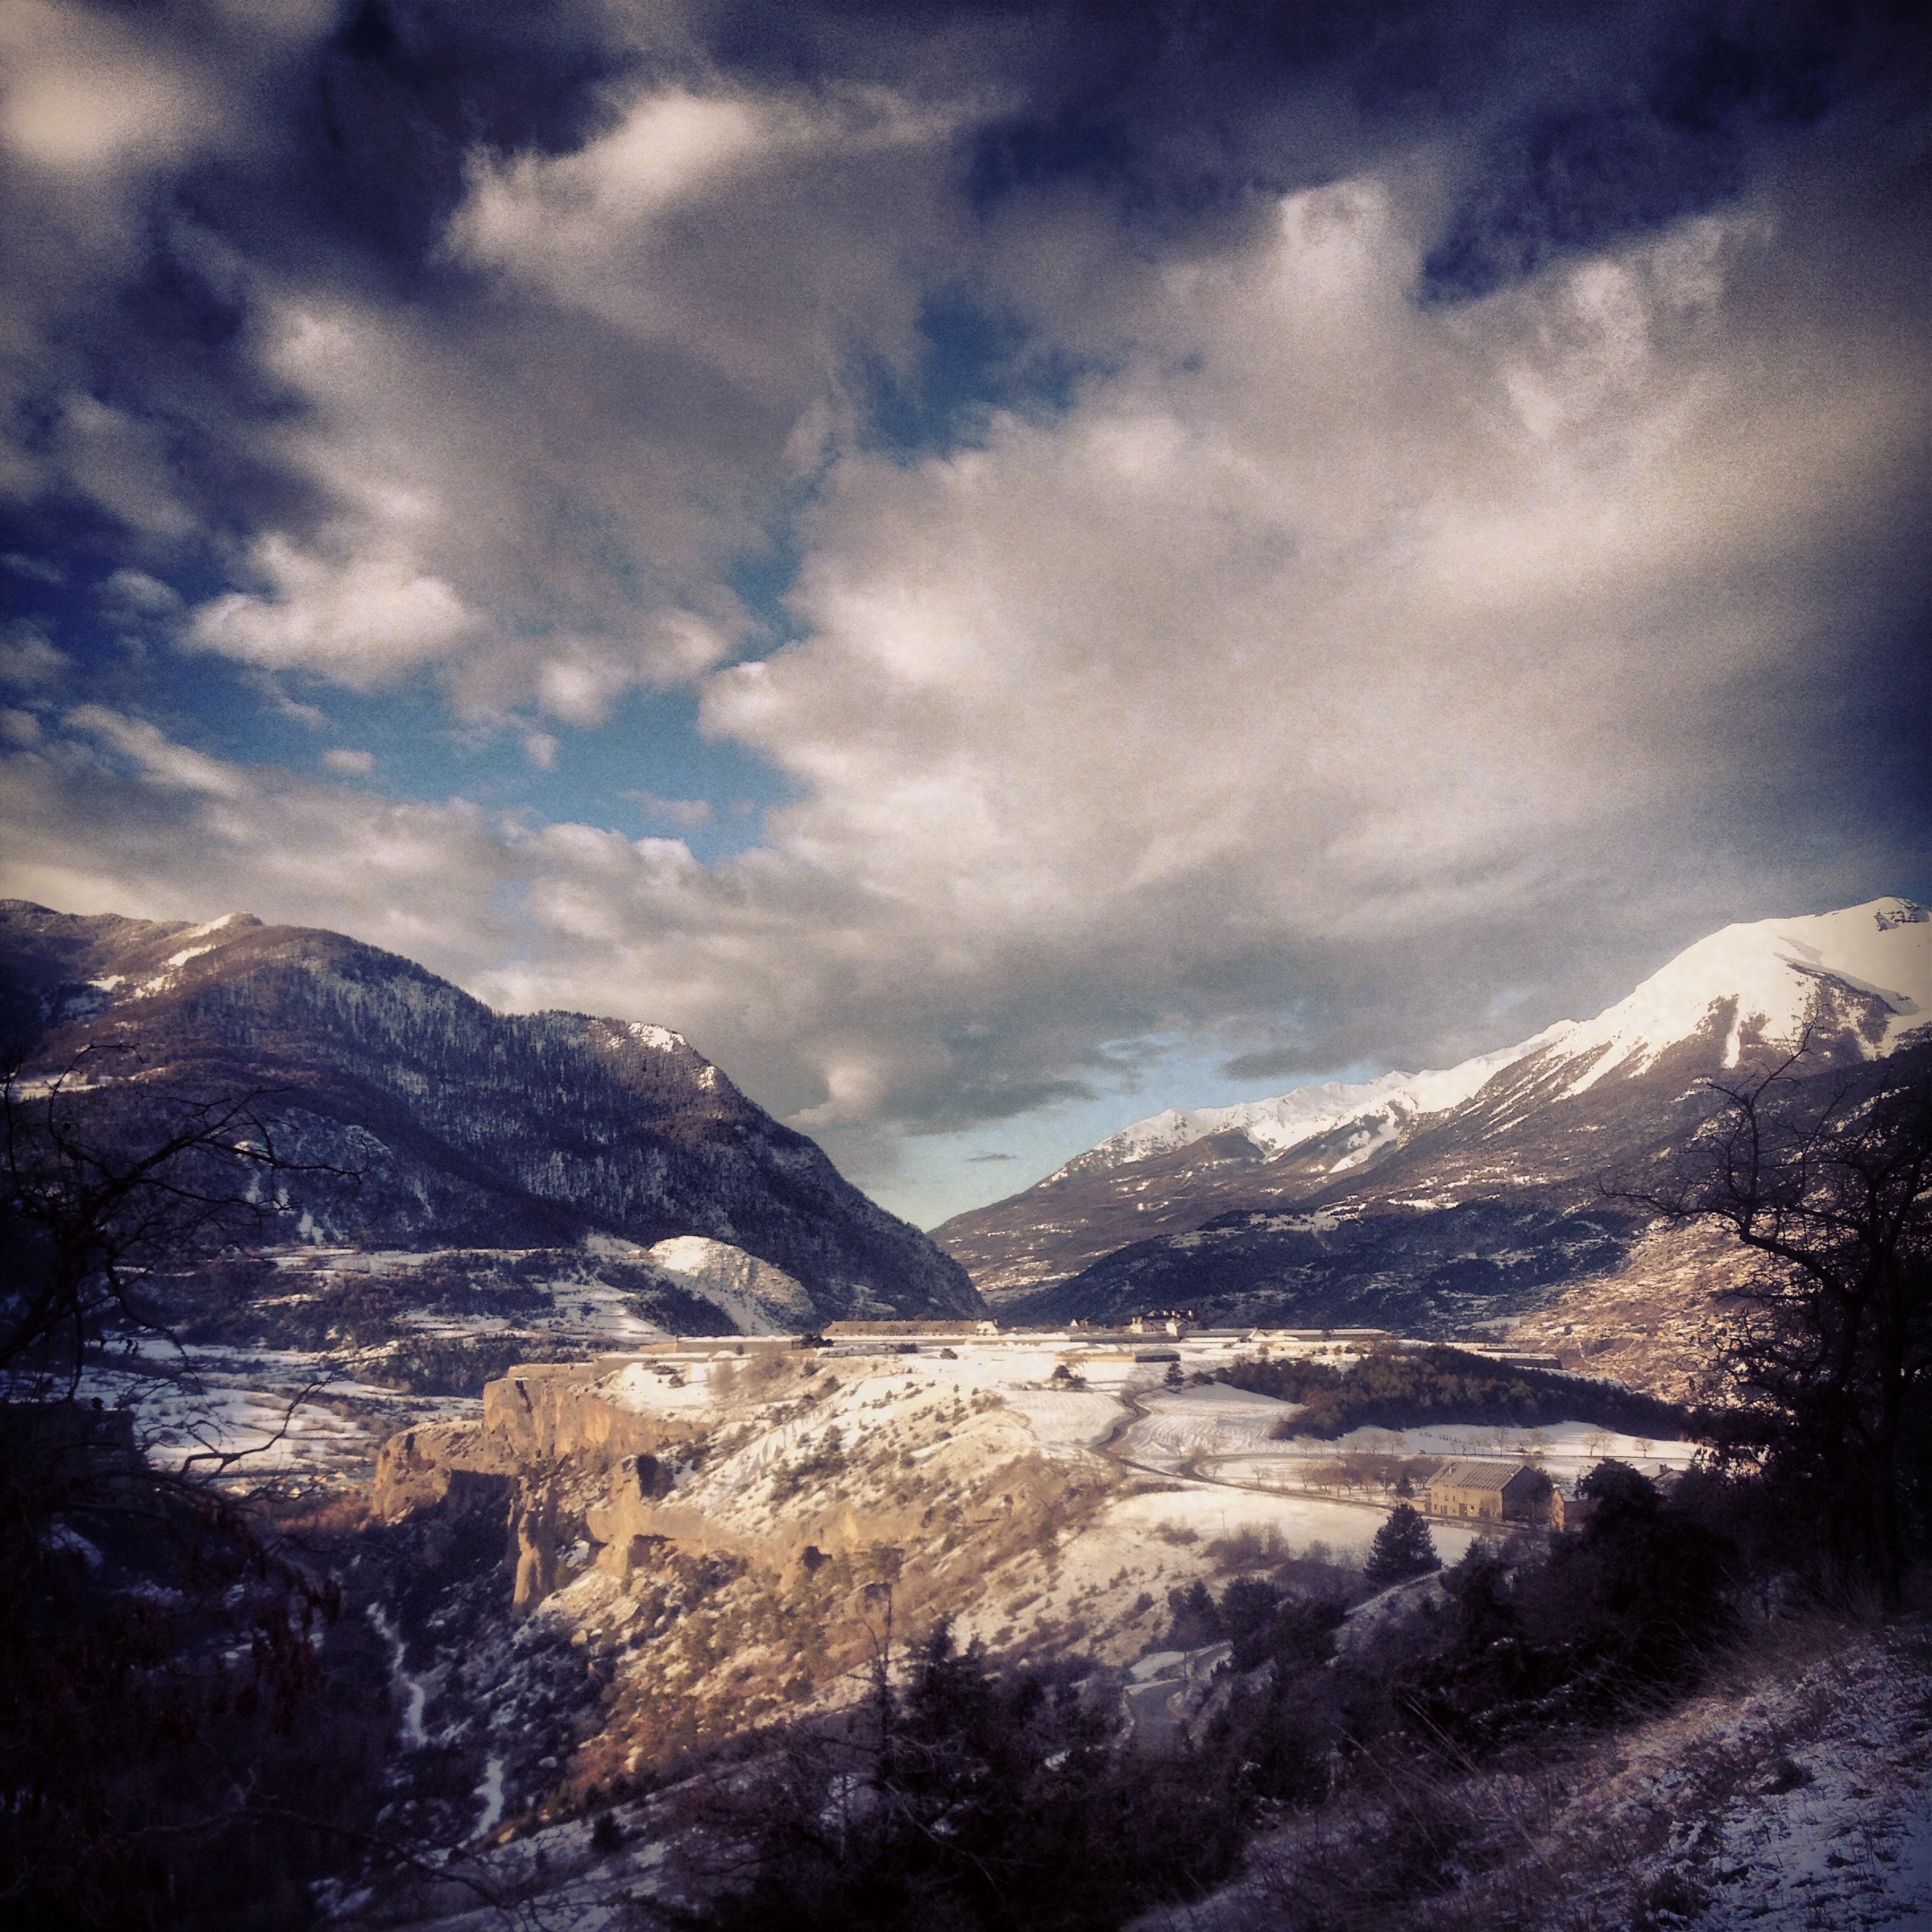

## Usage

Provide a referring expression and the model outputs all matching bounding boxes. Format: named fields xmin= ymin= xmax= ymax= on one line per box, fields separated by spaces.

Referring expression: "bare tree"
xmin=1 ymin=1043 xmax=339 ymax=1395
xmin=0 ymin=1046 xmax=374 ymax=1925
xmin=1624 ymin=1043 xmax=1931 ymax=1604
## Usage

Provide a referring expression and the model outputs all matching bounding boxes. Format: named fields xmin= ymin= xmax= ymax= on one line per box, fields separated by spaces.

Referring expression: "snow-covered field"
xmin=77 ymin=1342 xmax=475 ymax=1486
xmin=1103 ymin=1378 xmax=1698 ymax=1492
xmin=1099 ymin=1485 xmax=1487 ymax=1566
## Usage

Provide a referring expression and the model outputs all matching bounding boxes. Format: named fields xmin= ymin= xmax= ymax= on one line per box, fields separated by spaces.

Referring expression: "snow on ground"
xmin=597 ymin=1340 xmax=1638 ymax=1618
xmin=1135 ymin=1626 xmax=1932 ymax=1932
xmin=83 ymin=1367 xmax=373 ymax=1476
xmin=77 ymin=1342 xmax=476 ymax=1487
xmin=999 ymin=1387 xmax=1127 ymax=1456
xmin=1100 ymin=1484 xmax=1485 ymax=1566
xmin=642 ymin=1235 xmax=818 ymax=1332
xmin=1115 ymin=1383 xmax=1699 ymax=1494
xmin=1118 ymin=1383 xmax=1294 ymax=1474
xmin=1589 ymin=1630 xmax=1932 ymax=1932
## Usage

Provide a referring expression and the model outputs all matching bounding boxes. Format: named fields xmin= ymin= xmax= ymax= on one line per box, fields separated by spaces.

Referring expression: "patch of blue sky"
xmin=2 ymin=559 xmax=334 ymax=777
xmin=855 ymin=289 xmax=1093 ymax=465
xmin=3 ymin=555 xmax=795 ymax=866
xmin=316 ymin=684 xmax=796 ymax=864
xmin=727 ymin=532 xmax=811 ymax=654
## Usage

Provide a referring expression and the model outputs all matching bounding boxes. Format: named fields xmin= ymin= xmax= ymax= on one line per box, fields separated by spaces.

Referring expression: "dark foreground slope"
xmin=0 ymin=902 xmax=981 ymax=1324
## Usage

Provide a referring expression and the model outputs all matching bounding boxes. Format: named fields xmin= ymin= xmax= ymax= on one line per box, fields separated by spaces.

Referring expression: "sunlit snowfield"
xmin=81 ymin=1313 xmax=1699 ymax=1512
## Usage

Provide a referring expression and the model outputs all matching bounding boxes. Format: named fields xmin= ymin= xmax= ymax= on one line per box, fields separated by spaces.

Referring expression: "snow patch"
xmin=644 ymin=1236 xmax=817 ymax=1334
xmin=626 ymin=1021 xmax=687 ymax=1051
xmin=474 ymin=1756 xmax=506 ymax=1838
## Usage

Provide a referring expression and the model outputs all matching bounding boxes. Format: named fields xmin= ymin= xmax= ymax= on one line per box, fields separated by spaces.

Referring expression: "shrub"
xmin=1166 ymin=1578 xmax=1223 ymax=1648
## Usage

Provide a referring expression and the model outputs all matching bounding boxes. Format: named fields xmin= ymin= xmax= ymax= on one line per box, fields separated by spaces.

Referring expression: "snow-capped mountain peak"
xmin=1045 ymin=898 xmax=1929 ymax=1185
xmin=1543 ymin=897 xmax=1929 ymax=1096
xmin=1046 ymin=1021 xmax=1579 ymax=1186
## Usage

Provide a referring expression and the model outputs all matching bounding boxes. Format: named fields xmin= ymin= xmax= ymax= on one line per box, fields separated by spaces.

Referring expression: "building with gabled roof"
xmin=1427 ymin=1458 xmax=1552 ymax=1523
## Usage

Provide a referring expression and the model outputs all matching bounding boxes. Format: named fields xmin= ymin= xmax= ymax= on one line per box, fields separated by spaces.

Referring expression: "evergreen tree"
xmin=1365 ymin=1501 xmax=1440 ymax=1588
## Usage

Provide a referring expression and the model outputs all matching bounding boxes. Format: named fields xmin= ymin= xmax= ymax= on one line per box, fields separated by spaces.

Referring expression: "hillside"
xmin=280 ymin=1338 xmax=1924 ymax=1932
xmin=0 ymin=901 xmax=983 ymax=1327
xmin=937 ymin=899 xmax=1930 ymax=1332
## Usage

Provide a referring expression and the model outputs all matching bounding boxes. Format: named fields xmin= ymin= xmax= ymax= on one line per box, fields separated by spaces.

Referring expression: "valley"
xmin=5 ymin=891 xmax=1929 ymax=1930
xmin=283 ymin=1324 xmax=1704 ymax=1924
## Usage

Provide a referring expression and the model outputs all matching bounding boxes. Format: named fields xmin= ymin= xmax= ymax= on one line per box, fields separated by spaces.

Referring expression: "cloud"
xmin=0 ymin=1 xmax=234 ymax=180
xmin=0 ymin=710 xmax=518 ymax=970
xmin=667 ymin=167 xmax=1930 ymax=1140
xmin=191 ymin=532 xmax=477 ymax=679
xmin=0 ymin=2 xmax=1927 ymax=1222
xmin=98 ymin=569 xmax=185 ymax=623
xmin=63 ymin=706 xmax=247 ymax=800
xmin=321 ymin=747 xmax=375 ymax=776
xmin=0 ymin=622 xmax=66 ymax=687
xmin=4 ymin=146 xmax=1926 ymax=1212
xmin=625 ymin=791 xmax=716 ymax=830
xmin=158 ymin=88 xmax=944 ymax=718
xmin=448 ymin=81 xmax=960 ymax=397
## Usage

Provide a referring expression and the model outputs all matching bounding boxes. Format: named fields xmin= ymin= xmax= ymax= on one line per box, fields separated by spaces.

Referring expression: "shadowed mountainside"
xmin=0 ymin=901 xmax=983 ymax=1327
xmin=945 ymin=900 xmax=1930 ymax=1335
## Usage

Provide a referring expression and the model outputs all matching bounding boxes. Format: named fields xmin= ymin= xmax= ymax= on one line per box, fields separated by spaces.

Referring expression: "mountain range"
xmin=0 ymin=901 xmax=982 ymax=1327
xmin=934 ymin=898 xmax=1931 ymax=1333
xmin=6 ymin=894 xmax=1923 ymax=1346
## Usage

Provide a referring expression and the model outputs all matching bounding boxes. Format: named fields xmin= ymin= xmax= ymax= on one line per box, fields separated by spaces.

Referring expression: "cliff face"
xmin=0 ymin=900 xmax=983 ymax=1326
xmin=375 ymin=1360 xmax=712 ymax=1613
xmin=373 ymin=1348 xmax=1085 ymax=1618
xmin=478 ymin=1364 xmax=704 ymax=1470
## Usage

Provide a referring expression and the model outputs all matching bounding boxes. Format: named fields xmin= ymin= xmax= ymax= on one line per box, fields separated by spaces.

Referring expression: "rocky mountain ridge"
xmin=937 ymin=898 xmax=1930 ymax=1332
xmin=0 ymin=900 xmax=983 ymax=1328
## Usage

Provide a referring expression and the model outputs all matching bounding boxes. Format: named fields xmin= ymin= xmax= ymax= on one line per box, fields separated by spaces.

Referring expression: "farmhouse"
xmin=1427 ymin=1458 xmax=1553 ymax=1523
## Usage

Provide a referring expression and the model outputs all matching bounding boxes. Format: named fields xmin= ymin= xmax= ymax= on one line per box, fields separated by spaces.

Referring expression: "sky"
xmin=2 ymin=0 xmax=1929 ymax=1230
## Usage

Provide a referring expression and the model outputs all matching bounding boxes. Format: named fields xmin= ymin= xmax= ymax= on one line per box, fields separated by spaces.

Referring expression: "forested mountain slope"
xmin=0 ymin=902 xmax=982 ymax=1325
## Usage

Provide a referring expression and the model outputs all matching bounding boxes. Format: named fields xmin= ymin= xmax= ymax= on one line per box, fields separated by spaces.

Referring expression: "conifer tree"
xmin=1365 ymin=1500 xmax=1440 ymax=1588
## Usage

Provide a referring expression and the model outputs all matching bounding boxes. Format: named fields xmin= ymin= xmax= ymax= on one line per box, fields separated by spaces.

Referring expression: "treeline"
xmin=159 ymin=1256 xmax=552 ymax=1352
xmin=1215 ymin=1343 xmax=1690 ymax=1440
